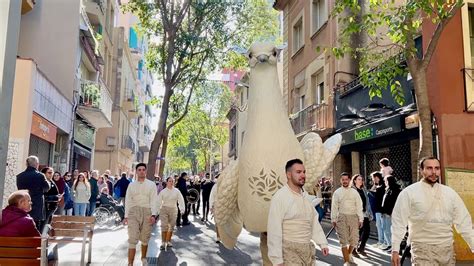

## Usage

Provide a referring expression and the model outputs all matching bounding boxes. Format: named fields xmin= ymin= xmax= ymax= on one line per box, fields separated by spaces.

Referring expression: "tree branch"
xmin=422 ymin=4 xmax=460 ymax=68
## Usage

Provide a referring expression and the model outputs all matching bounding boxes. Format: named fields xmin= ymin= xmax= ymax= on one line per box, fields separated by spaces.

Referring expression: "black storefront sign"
xmin=341 ymin=115 xmax=403 ymax=146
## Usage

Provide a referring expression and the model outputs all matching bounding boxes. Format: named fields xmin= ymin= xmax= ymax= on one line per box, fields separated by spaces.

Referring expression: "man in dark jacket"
xmin=16 ymin=156 xmax=50 ymax=232
xmin=88 ymin=170 xmax=99 ymax=216
xmin=175 ymin=173 xmax=190 ymax=226
xmin=201 ymin=173 xmax=214 ymax=222
xmin=114 ymin=172 xmax=130 ymax=206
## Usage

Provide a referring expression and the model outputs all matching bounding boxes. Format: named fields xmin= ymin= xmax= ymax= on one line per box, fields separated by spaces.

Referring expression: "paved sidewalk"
xmin=57 ymin=215 xmax=395 ymax=265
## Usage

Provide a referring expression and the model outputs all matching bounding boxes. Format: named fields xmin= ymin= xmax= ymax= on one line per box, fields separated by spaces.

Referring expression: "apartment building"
xmin=93 ymin=0 xmax=155 ymax=175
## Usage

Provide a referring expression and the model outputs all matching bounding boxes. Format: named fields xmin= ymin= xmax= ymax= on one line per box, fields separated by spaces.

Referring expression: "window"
xmin=469 ymin=7 xmax=474 ymax=66
xmin=230 ymin=126 xmax=237 ymax=152
xmin=312 ymin=71 xmax=325 ymax=105
xmin=312 ymin=0 xmax=327 ymax=33
xmin=299 ymin=95 xmax=305 ymax=111
xmin=293 ymin=18 xmax=304 ymax=53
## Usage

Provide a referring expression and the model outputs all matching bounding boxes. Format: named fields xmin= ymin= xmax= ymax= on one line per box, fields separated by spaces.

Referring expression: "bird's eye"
xmin=248 ymin=52 xmax=253 ymax=59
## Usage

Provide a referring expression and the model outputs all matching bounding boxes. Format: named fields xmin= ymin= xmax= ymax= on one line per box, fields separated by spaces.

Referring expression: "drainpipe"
xmin=69 ymin=90 xmax=79 ymax=172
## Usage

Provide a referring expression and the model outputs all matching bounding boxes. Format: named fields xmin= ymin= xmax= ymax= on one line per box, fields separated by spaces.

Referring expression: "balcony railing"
xmin=121 ymin=135 xmax=136 ymax=153
xmin=290 ymin=103 xmax=330 ymax=136
xmin=78 ymin=79 xmax=112 ymax=128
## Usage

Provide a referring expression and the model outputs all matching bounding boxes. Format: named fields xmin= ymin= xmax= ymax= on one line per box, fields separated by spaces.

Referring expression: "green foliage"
xmin=332 ymin=0 xmax=463 ymax=105
xmin=224 ymin=0 xmax=281 ymax=70
xmin=165 ymin=83 xmax=231 ymax=174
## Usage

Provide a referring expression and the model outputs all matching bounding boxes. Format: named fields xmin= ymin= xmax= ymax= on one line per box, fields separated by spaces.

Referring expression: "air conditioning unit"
xmin=106 ymin=137 xmax=116 ymax=146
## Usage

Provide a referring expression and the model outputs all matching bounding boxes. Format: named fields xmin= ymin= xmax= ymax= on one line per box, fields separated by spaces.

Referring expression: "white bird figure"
xmin=215 ymin=42 xmax=341 ymax=263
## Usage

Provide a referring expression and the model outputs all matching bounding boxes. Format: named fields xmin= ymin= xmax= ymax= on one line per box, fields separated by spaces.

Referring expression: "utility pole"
xmin=0 ymin=0 xmax=21 ymax=210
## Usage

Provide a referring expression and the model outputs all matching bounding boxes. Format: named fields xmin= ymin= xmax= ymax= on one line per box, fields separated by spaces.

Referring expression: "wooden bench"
xmin=0 ymin=227 xmax=56 ymax=266
xmin=49 ymin=215 xmax=95 ymax=266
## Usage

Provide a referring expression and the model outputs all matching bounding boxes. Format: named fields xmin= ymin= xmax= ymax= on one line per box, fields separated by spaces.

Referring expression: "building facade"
xmin=93 ymin=0 xmax=155 ymax=176
xmin=424 ymin=2 xmax=474 ymax=260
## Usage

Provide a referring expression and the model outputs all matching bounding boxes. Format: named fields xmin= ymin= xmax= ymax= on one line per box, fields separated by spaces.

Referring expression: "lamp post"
xmin=201 ymin=137 xmax=214 ymax=179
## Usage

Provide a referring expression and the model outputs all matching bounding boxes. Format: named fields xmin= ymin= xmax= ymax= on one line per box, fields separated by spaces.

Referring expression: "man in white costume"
xmin=124 ymin=163 xmax=158 ymax=266
xmin=156 ymin=176 xmax=185 ymax=250
xmin=331 ymin=172 xmax=363 ymax=265
xmin=391 ymin=157 xmax=474 ymax=266
xmin=267 ymin=159 xmax=329 ymax=265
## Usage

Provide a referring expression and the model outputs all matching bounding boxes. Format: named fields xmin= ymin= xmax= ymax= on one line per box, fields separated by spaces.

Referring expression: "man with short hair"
xmin=201 ymin=173 xmax=214 ymax=222
xmin=391 ymin=157 xmax=474 ymax=266
xmin=16 ymin=155 xmax=50 ymax=232
xmin=0 ymin=190 xmax=40 ymax=236
xmin=124 ymin=163 xmax=158 ymax=266
xmin=88 ymin=170 xmax=99 ymax=216
xmin=331 ymin=172 xmax=363 ymax=266
xmin=115 ymin=172 xmax=130 ymax=206
xmin=267 ymin=159 xmax=329 ymax=265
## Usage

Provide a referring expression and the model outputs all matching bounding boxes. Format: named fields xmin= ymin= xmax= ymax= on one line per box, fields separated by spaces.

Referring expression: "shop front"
xmin=333 ymin=70 xmax=419 ymax=185
xmin=29 ymin=112 xmax=57 ymax=168
xmin=72 ymin=119 xmax=95 ymax=171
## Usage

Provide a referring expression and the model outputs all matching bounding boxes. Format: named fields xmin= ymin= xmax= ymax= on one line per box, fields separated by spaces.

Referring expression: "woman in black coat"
xmin=380 ymin=175 xmax=401 ymax=251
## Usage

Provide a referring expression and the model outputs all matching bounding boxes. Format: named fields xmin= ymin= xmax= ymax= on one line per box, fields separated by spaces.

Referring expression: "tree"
xmin=165 ymin=82 xmax=231 ymax=176
xmin=124 ymin=0 xmax=279 ymax=178
xmin=331 ymin=0 xmax=463 ymax=161
xmin=124 ymin=0 xmax=244 ymax=178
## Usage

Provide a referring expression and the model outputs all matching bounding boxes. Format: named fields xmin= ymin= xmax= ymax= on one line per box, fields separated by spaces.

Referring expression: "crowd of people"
xmin=1 ymin=155 xmax=473 ymax=266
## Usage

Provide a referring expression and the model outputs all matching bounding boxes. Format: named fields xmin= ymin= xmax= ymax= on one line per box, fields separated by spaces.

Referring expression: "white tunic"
xmin=331 ymin=186 xmax=364 ymax=222
xmin=267 ymin=185 xmax=328 ymax=265
xmin=124 ymin=178 xmax=158 ymax=218
xmin=156 ymin=187 xmax=185 ymax=213
xmin=391 ymin=181 xmax=474 ymax=251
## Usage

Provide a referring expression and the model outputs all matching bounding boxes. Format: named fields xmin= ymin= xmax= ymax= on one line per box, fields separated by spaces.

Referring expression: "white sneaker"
xmin=141 ymin=258 xmax=148 ymax=266
xmin=379 ymin=244 xmax=388 ymax=249
xmin=373 ymin=243 xmax=382 ymax=248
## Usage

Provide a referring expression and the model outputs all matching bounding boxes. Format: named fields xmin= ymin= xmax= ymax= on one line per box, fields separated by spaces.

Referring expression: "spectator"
xmin=41 ymin=167 xmax=60 ymax=226
xmin=379 ymin=158 xmax=393 ymax=178
xmin=64 ymin=171 xmax=74 ymax=188
xmin=369 ymin=171 xmax=386 ymax=249
xmin=351 ymin=174 xmax=372 ymax=255
xmin=97 ymin=175 xmax=107 ymax=194
xmin=380 ymin=175 xmax=401 ymax=252
xmin=191 ymin=175 xmax=201 ymax=216
xmin=321 ymin=179 xmax=332 ymax=213
xmin=176 ymin=172 xmax=190 ymax=226
xmin=114 ymin=172 xmax=130 ymax=206
xmin=88 ymin=170 xmax=99 ymax=216
xmin=72 ymin=169 xmax=79 ymax=184
xmin=53 ymin=171 xmax=66 ymax=215
xmin=200 ymin=173 xmax=214 ymax=222
xmin=73 ymin=173 xmax=91 ymax=216
xmin=99 ymin=187 xmax=124 ymax=221
xmin=155 ymin=176 xmax=164 ymax=195
xmin=16 ymin=155 xmax=50 ymax=232
xmin=105 ymin=174 xmax=113 ymax=196
xmin=63 ymin=179 xmax=74 ymax=216
xmin=0 ymin=190 xmax=40 ymax=237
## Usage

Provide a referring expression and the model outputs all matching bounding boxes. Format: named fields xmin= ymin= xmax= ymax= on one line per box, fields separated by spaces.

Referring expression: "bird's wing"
xmin=215 ymin=160 xmax=243 ymax=249
xmin=301 ymin=132 xmax=342 ymax=192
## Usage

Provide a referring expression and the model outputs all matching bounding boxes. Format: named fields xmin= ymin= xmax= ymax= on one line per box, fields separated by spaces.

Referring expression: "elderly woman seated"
xmin=0 ymin=190 xmax=40 ymax=237
xmin=99 ymin=187 xmax=125 ymax=221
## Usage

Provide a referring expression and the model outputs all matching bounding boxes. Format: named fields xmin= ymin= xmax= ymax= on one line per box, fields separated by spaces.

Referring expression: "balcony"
xmin=139 ymin=134 xmax=152 ymax=152
xmin=84 ymin=0 xmax=105 ymax=25
xmin=121 ymin=135 xmax=136 ymax=154
xmin=123 ymin=90 xmax=135 ymax=110
xmin=290 ymin=103 xmax=331 ymax=137
xmin=128 ymin=108 xmax=140 ymax=119
xmin=77 ymin=79 xmax=113 ymax=128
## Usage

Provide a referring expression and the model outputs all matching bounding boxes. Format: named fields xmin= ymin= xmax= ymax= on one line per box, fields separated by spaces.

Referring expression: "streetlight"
xmin=201 ymin=137 xmax=214 ymax=179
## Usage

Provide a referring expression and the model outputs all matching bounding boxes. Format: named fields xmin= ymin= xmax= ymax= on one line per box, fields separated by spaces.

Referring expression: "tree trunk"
xmin=409 ymin=64 xmax=434 ymax=170
xmin=147 ymin=84 xmax=173 ymax=179
xmin=158 ymin=129 xmax=169 ymax=178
